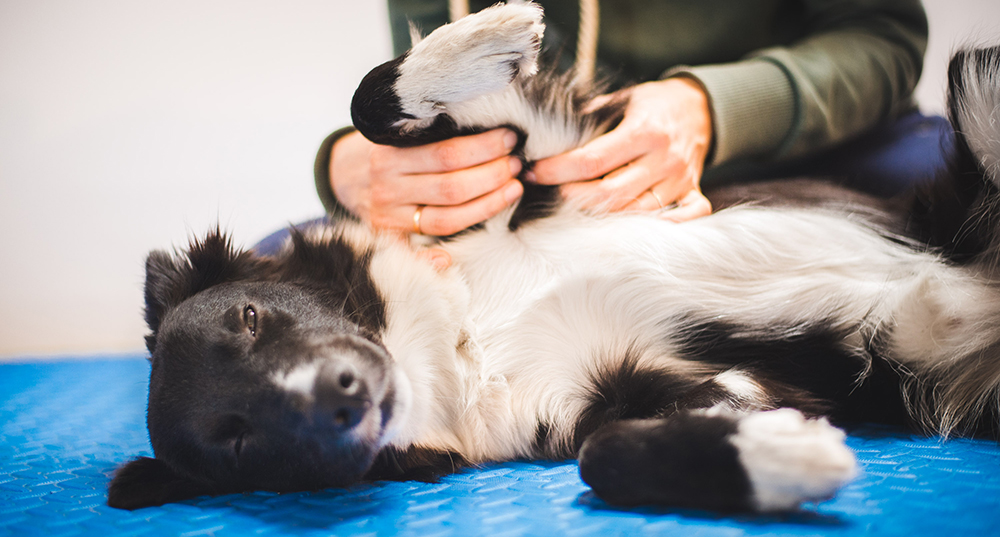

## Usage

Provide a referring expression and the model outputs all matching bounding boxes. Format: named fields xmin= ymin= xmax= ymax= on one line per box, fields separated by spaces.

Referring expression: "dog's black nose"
xmin=314 ymin=362 xmax=370 ymax=431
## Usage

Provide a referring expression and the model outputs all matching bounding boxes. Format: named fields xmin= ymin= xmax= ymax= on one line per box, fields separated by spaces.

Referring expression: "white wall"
xmin=0 ymin=1 xmax=392 ymax=357
xmin=0 ymin=0 xmax=997 ymax=358
xmin=913 ymin=0 xmax=1000 ymax=115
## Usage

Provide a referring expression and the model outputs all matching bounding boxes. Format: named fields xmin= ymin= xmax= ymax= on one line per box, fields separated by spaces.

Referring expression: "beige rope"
xmin=574 ymin=0 xmax=599 ymax=86
xmin=449 ymin=0 xmax=469 ymax=21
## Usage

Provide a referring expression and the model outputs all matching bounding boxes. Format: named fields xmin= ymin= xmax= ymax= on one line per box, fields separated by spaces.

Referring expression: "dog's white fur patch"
xmin=272 ymin=362 xmax=320 ymax=397
xmin=394 ymin=3 xmax=544 ymax=125
xmin=714 ymin=370 xmax=770 ymax=410
xmin=355 ymin=200 xmax=1000 ymax=461
xmin=728 ymin=409 xmax=858 ymax=511
xmin=365 ymin=230 xmax=475 ymax=451
xmin=392 ymin=2 xmax=608 ymax=161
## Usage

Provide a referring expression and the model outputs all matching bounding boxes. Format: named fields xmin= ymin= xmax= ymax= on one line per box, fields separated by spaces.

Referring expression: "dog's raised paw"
xmin=394 ymin=2 xmax=545 ymax=120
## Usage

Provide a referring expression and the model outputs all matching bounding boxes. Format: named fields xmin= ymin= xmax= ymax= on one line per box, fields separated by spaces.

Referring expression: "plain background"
xmin=1 ymin=0 xmax=999 ymax=359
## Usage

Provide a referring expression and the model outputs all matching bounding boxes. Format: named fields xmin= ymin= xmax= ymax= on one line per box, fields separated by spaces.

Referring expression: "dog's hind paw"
xmin=578 ymin=408 xmax=857 ymax=512
xmin=394 ymin=2 xmax=545 ymax=121
xmin=729 ymin=409 xmax=858 ymax=511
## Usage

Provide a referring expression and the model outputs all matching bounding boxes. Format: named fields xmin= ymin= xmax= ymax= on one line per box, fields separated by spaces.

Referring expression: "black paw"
xmin=578 ymin=414 xmax=752 ymax=511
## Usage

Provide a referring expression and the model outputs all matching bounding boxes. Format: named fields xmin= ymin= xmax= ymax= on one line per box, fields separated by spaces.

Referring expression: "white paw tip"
xmin=730 ymin=409 xmax=858 ymax=512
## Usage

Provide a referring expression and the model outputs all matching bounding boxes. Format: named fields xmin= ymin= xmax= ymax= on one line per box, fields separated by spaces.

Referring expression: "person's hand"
xmin=330 ymin=128 xmax=525 ymax=236
xmin=528 ymin=77 xmax=713 ymax=222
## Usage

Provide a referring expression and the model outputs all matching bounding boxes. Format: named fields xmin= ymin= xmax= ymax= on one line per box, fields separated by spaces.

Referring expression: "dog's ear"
xmin=107 ymin=457 xmax=214 ymax=510
xmin=143 ymin=250 xmax=187 ymax=345
xmin=144 ymin=229 xmax=267 ymax=351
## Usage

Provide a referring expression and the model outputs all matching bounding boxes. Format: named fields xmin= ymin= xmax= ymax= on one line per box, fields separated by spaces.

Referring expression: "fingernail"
xmin=504 ymin=181 xmax=524 ymax=204
xmin=523 ymin=170 xmax=537 ymax=183
xmin=503 ymin=130 xmax=518 ymax=150
xmin=509 ymin=157 xmax=522 ymax=175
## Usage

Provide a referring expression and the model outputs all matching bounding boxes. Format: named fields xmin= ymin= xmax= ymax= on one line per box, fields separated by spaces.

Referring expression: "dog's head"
xmin=108 ymin=229 xmax=402 ymax=509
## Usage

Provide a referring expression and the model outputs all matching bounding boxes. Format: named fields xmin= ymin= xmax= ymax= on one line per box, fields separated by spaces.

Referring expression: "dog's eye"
xmin=243 ymin=305 xmax=257 ymax=336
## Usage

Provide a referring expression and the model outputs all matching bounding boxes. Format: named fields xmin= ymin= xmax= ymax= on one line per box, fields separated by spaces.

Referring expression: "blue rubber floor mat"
xmin=2 ymin=357 xmax=999 ymax=536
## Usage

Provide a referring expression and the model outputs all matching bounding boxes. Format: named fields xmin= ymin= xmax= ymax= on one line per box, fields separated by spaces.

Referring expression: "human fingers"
xmin=621 ymin=186 xmax=676 ymax=213
xmin=657 ymin=189 xmax=712 ymax=222
xmin=397 ymin=128 xmax=519 ymax=174
xmin=402 ymin=156 xmax=522 ymax=207
xmin=619 ymin=160 xmax=707 ymax=214
xmin=617 ymin=162 xmax=702 ymax=213
xmin=364 ymin=132 xmax=521 ymax=231
xmin=560 ymin=151 xmax=683 ymax=211
xmin=367 ymin=154 xmax=520 ymax=230
xmin=528 ymin=125 xmax=643 ymax=185
xmin=387 ymin=179 xmax=524 ymax=236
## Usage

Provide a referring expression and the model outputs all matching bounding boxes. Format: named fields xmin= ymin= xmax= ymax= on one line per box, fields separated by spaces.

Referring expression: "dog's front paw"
xmin=395 ymin=2 xmax=545 ymax=120
xmin=729 ymin=409 xmax=857 ymax=511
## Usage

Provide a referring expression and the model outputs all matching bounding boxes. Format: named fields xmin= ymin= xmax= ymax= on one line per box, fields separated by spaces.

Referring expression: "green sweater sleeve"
xmin=670 ymin=0 xmax=927 ymax=166
xmin=313 ymin=126 xmax=360 ymax=220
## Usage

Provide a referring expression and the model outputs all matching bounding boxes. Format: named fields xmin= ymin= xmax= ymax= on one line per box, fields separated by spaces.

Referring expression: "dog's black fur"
xmin=109 ymin=4 xmax=1000 ymax=513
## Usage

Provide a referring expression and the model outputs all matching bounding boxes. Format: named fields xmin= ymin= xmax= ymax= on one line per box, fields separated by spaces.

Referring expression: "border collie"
xmin=109 ymin=3 xmax=1000 ymax=512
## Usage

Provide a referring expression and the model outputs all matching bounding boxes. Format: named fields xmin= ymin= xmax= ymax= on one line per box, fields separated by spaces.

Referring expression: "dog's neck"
xmin=361 ymin=234 xmax=478 ymax=453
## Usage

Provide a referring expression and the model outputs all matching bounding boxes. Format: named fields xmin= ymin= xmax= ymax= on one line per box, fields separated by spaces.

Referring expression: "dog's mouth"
xmin=194 ymin=388 xmax=395 ymax=494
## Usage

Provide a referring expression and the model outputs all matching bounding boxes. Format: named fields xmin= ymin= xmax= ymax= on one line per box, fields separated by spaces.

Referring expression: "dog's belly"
xmin=447 ymin=206 xmax=929 ymax=337
xmin=425 ymin=206 xmax=955 ymax=459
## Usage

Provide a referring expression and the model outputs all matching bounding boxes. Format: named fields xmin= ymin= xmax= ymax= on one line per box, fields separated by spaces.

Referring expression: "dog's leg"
xmin=578 ymin=408 xmax=856 ymax=512
xmin=351 ymin=2 xmax=545 ymax=146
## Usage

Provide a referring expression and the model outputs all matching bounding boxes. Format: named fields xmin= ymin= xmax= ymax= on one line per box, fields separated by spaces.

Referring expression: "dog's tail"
xmin=950 ymin=46 xmax=1000 ymax=190
xmin=891 ymin=46 xmax=1000 ymax=439
xmin=950 ymin=46 xmax=1000 ymax=265
xmin=907 ymin=46 xmax=1000 ymax=265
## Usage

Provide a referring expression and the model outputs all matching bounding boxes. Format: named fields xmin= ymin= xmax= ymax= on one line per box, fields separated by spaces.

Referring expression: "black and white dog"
xmin=109 ymin=3 xmax=1000 ymax=513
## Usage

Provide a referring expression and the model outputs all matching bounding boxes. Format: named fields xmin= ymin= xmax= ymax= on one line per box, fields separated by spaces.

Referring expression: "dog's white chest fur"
xmin=373 ymin=202 xmax=998 ymax=462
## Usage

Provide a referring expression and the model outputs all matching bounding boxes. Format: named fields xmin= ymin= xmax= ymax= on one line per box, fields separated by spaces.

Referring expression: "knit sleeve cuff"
xmin=665 ymin=59 xmax=796 ymax=166
xmin=314 ymin=126 xmax=360 ymax=221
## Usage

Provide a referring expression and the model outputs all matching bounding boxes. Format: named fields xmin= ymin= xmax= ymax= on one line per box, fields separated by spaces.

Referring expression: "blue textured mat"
xmin=2 ymin=357 xmax=999 ymax=536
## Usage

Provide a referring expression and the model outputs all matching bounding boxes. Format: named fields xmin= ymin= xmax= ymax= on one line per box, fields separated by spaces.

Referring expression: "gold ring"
xmin=413 ymin=205 xmax=425 ymax=234
xmin=648 ymin=188 xmax=665 ymax=209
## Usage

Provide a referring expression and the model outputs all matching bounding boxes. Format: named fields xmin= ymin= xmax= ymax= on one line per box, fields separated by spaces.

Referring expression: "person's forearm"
xmin=667 ymin=0 xmax=926 ymax=167
xmin=754 ymin=25 xmax=926 ymax=159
